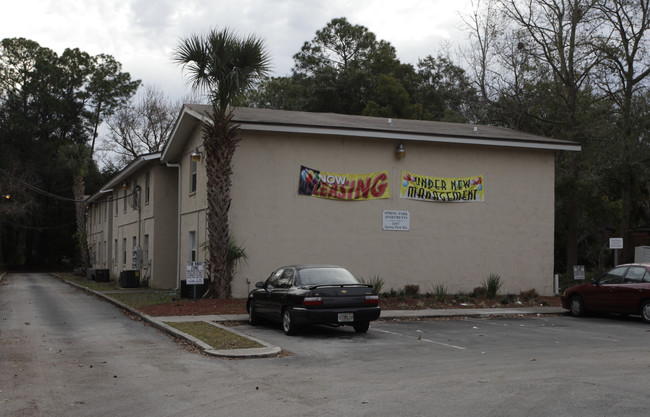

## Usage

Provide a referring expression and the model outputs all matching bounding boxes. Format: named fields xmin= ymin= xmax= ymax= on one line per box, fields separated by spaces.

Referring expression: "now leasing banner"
xmin=400 ymin=171 xmax=484 ymax=202
xmin=299 ymin=165 xmax=390 ymax=201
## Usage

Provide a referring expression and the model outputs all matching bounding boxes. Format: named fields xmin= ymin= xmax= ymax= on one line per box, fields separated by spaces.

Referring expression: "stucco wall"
xmin=179 ymin=127 xmax=555 ymax=297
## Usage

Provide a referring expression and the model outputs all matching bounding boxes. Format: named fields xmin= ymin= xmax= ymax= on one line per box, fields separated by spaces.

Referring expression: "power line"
xmin=0 ymin=167 xmax=79 ymax=202
xmin=0 ymin=167 xmax=137 ymax=204
xmin=0 ymin=218 xmax=77 ymax=230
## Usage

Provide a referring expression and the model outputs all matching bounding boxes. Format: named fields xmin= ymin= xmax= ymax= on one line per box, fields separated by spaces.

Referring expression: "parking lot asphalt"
xmin=156 ymin=306 xmax=567 ymax=358
xmin=66 ymin=277 xmax=565 ymax=358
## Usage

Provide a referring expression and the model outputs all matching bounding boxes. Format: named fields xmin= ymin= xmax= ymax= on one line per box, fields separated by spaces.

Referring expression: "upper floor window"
xmin=145 ymin=171 xmax=151 ymax=204
xmin=190 ymin=158 xmax=197 ymax=194
xmin=189 ymin=231 xmax=196 ymax=262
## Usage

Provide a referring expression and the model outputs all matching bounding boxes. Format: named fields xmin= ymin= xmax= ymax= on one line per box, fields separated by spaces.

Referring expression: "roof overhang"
xmin=161 ymin=105 xmax=581 ymax=163
xmin=86 ymin=152 xmax=162 ymax=203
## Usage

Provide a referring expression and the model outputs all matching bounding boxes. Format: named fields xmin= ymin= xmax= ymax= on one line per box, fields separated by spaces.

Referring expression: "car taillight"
xmin=303 ymin=297 xmax=323 ymax=306
xmin=365 ymin=295 xmax=379 ymax=305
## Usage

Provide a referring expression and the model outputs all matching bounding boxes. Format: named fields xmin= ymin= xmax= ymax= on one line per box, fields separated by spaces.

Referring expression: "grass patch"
xmin=108 ymin=292 xmax=177 ymax=308
xmin=164 ymin=321 xmax=263 ymax=350
xmin=58 ymin=273 xmax=119 ymax=292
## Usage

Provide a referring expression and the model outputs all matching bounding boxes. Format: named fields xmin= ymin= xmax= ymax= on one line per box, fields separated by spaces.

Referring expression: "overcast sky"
xmin=2 ymin=0 xmax=474 ymax=101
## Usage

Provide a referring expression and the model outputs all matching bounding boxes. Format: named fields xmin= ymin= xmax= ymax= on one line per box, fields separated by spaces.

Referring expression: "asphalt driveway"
xmin=3 ymin=273 xmax=650 ymax=417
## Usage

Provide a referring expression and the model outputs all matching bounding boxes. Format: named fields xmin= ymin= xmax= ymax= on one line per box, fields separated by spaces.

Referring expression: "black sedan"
xmin=561 ymin=263 xmax=650 ymax=322
xmin=246 ymin=265 xmax=381 ymax=335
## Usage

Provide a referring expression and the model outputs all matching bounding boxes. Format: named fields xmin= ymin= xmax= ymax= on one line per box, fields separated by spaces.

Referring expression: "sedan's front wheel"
xmin=282 ymin=309 xmax=298 ymax=336
xmin=248 ymin=301 xmax=260 ymax=326
xmin=569 ymin=295 xmax=585 ymax=317
xmin=641 ymin=301 xmax=650 ymax=323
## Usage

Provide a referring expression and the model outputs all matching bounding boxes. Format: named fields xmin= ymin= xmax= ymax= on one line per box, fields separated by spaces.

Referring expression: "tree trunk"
xmin=203 ymin=107 xmax=240 ymax=298
xmin=73 ymin=174 xmax=90 ymax=272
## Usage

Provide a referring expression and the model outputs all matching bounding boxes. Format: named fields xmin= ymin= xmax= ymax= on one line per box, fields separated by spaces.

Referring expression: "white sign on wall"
xmin=383 ymin=210 xmax=410 ymax=231
xmin=186 ymin=261 xmax=204 ymax=285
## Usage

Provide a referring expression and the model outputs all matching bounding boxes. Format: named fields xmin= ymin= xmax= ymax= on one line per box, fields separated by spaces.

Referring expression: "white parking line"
xmin=373 ymin=328 xmax=466 ymax=350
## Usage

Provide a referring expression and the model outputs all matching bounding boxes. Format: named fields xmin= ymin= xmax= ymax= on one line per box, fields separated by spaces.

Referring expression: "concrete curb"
xmin=50 ymin=274 xmax=282 ymax=358
xmin=50 ymin=273 xmax=568 ymax=358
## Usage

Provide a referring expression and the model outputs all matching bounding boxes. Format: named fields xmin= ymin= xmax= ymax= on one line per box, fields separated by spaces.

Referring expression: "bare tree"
xmin=99 ymin=85 xmax=182 ymax=168
xmin=595 ymin=0 xmax=650 ymax=260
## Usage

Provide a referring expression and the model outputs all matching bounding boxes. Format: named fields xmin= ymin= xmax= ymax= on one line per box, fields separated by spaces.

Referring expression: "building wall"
xmin=87 ymin=194 xmax=112 ymax=270
xmin=178 ymin=127 xmax=555 ymax=297
xmin=85 ymin=163 xmax=178 ymax=289
xmin=150 ymin=164 xmax=179 ymax=289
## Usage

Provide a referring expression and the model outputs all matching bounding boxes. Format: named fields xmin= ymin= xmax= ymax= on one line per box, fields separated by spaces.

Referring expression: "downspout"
xmin=166 ymin=162 xmax=182 ymax=291
xmin=99 ymin=188 xmax=114 ymax=270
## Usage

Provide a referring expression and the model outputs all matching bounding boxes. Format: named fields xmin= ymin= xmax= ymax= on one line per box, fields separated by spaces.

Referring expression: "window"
xmin=625 ymin=266 xmax=649 ymax=283
xmin=114 ymin=192 xmax=118 ymax=216
xmin=266 ymin=269 xmax=283 ymax=288
xmin=131 ymin=181 xmax=138 ymax=210
xmin=599 ymin=267 xmax=627 ymax=284
xmin=114 ymin=239 xmax=118 ymax=265
xmin=189 ymin=231 xmax=196 ymax=262
xmin=123 ymin=189 xmax=127 ymax=212
xmin=277 ymin=269 xmax=294 ymax=288
xmin=145 ymin=171 xmax=150 ymax=204
xmin=122 ymin=238 xmax=127 ymax=265
xmin=144 ymin=234 xmax=149 ymax=266
xmin=189 ymin=158 xmax=197 ymax=194
xmin=132 ymin=237 xmax=137 ymax=268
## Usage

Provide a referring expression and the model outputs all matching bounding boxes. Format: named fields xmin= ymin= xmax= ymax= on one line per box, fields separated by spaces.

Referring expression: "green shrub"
xmin=471 ymin=286 xmax=487 ymax=298
xmin=433 ymin=284 xmax=448 ymax=303
xmin=404 ymin=284 xmax=420 ymax=297
xmin=359 ymin=274 xmax=385 ymax=294
xmin=519 ymin=288 xmax=539 ymax=302
xmin=454 ymin=291 xmax=474 ymax=304
xmin=499 ymin=294 xmax=516 ymax=305
xmin=481 ymin=273 xmax=503 ymax=299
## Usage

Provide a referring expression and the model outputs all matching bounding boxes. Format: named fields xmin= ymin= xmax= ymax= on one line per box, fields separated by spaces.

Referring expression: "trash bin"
xmin=119 ymin=270 xmax=140 ymax=288
xmin=87 ymin=268 xmax=96 ymax=281
xmin=95 ymin=269 xmax=110 ymax=282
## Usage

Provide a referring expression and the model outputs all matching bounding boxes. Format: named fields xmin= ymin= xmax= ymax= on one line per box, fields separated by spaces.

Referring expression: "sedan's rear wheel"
xmin=282 ymin=309 xmax=298 ymax=336
xmin=353 ymin=321 xmax=370 ymax=333
xmin=641 ymin=301 xmax=650 ymax=323
xmin=248 ymin=301 xmax=260 ymax=326
xmin=569 ymin=295 xmax=585 ymax=317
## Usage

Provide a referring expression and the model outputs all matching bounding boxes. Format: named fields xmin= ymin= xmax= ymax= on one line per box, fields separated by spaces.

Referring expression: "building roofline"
xmin=86 ymin=152 xmax=162 ymax=203
xmin=161 ymin=105 xmax=581 ymax=162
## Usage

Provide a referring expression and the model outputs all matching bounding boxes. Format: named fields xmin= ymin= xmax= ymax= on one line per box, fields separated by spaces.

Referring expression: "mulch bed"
xmin=138 ymin=295 xmax=562 ymax=317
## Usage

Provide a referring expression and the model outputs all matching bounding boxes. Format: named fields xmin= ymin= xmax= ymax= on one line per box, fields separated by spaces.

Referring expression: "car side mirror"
xmin=255 ymin=281 xmax=265 ymax=289
xmin=591 ymin=278 xmax=597 ymax=285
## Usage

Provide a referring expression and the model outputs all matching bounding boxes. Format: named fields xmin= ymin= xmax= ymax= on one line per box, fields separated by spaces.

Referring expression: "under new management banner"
xmin=299 ymin=165 xmax=390 ymax=201
xmin=400 ymin=171 xmax=484 ymax=202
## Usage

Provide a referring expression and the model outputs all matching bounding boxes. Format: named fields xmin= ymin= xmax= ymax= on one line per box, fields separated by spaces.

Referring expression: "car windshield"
xmin=298 ymin=268 xmax=360 ymax=286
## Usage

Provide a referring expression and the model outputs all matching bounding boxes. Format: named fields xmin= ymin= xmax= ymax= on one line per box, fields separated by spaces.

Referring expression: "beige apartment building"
xmin=86 ymin=152 xmax=178 ymax=289
xmin=87 ymin=106 xmax=579 ymax=296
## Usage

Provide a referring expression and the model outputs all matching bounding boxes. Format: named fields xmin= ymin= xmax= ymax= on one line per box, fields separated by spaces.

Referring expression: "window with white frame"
xmin=189 ymin=158 xmax=197 ymax=194
xmin=145 ymin=171 xmax=150 ymax=204
xmin=144 ymin=234 xmax=149 ymax=266
xmin=189 ymin=231 xmax=196 ymax=262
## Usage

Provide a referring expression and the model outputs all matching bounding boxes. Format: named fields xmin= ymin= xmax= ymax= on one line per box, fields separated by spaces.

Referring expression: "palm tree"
xmin=174 ymin=28 xmax=270 ymax=298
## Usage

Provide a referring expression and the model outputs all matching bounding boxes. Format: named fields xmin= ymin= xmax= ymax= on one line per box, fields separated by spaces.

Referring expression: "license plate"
xmin=338 ymin=312 xmax=354 ymax=322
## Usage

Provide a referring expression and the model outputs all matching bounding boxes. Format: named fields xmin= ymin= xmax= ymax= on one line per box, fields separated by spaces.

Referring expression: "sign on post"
xmin=609 ymin=238 xmax=623 ymax=265
xmin=609 ymin=238 xmax=623 ymax=250
xmin=573 ymin=265 xmax=585 ymax=281
xmin=186 ymin=261 xmax=204 ymax=285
